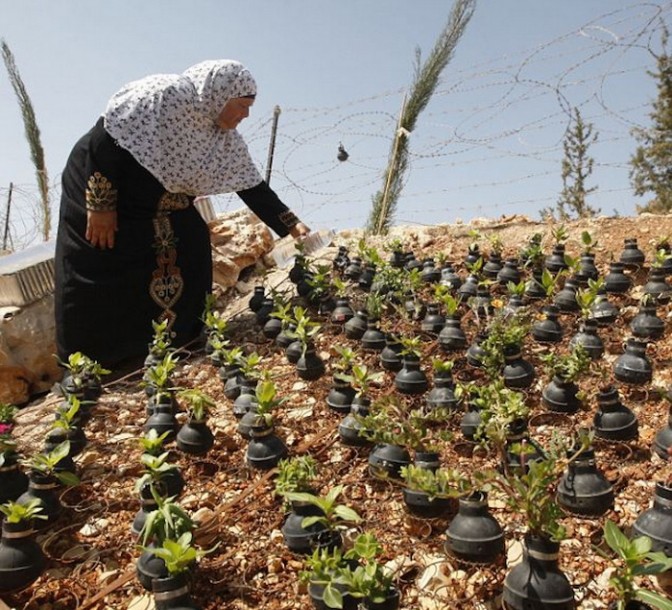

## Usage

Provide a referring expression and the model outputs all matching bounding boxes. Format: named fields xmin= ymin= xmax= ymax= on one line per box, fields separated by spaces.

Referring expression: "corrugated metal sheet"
xmin=0 ymin=241 xmax=56 ymax=306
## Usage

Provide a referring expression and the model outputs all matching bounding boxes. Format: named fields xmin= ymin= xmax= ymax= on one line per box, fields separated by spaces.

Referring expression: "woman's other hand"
xmin=289 ymin=222 xmax=310 ymax=239
xmin=86 ymin=210 xmax=118 ymax=249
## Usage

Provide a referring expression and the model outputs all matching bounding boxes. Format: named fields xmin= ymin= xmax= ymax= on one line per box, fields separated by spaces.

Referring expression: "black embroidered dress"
xmin=55 ymin=118 xmax=297 ymax=368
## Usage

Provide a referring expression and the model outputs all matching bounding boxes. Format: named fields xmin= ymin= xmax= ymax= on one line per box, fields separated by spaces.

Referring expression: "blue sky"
xmin=1 ymin=1 xmax=671 ymax=247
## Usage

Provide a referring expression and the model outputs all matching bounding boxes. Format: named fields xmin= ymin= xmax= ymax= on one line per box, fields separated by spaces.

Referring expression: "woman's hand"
xmin=289 ymin=222 xmax=310 ymax=239
xmin=86 ymin=209 xmax=118 ymax=249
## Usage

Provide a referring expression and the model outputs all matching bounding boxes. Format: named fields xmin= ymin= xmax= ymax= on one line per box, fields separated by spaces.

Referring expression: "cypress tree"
xmin=366 ymin=0 xmax=476 ymax=235
xmin=1 ymin=39 xmax=51 ymax=241
xmin=554 ymin=107 xmax=599 ymax=220
xmin=630 ymin=27 xmax=672 ymax=214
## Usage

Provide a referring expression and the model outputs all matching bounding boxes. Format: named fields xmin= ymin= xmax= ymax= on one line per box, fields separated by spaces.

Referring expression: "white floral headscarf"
xmin=103 ymin=60 xmax=262 ymax=196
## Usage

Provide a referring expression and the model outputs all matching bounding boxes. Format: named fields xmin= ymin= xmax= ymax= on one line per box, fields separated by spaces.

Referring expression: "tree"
xmin=630 ymin=27 xmax=672 ymax=214
xmin=366 ymin=0 xmax=476 ymax=235
xmin=1 ymin=40 xmax=51 ymax=241
xmin=552 ymin=107 xmax=599 ymax=220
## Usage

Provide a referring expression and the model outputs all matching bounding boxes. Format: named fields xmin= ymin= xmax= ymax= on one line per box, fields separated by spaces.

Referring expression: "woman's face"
xmin=217 ymin=97 xmax=255 ymax=130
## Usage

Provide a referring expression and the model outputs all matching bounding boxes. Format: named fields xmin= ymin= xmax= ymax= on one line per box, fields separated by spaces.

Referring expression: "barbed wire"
xmin=1 ymin=1 xmax=671 ymax=251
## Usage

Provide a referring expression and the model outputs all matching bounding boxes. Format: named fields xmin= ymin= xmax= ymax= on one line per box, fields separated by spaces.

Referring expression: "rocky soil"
xmin=4 ymin=213 xmax=672 ymax=610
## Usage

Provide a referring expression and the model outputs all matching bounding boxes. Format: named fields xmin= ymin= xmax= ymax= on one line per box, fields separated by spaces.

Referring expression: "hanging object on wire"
xmin=337 ymin=143 xmax=349 ymax=162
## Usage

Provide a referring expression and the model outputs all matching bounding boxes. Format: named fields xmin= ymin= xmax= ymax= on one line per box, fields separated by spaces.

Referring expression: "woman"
xmin=54 ymin=60 xmax=309 ymax=370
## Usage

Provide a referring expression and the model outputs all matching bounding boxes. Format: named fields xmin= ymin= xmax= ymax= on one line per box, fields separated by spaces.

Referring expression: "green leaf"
xmin=635 ymin=588 xmax=672 ymax=610
xmin=283 ymin=491 xmax=319 ymax=506
xmin=0 ymin=498 xmax=46 ymax=522
xmin=604 ymin=520 xmax=630 ymax=556
xmin=301 ymin=516 xmax=324 ymax=529
xmin=148 ymin=547 xmax=173 ymax=562
xmin=50 ymin=440 xmax=71 ymax=466
xmin=141 ymin=511 xmax=159 ymax=545
xmin=633 ymin=563 xmax=669 ymax=576
xmin=631 ymin=551 xmax=672 ymax=576
xmin=333 ymin=505 xmax=361 ymax=523
xmin=647 ymin=551 xmax=672 ymax=570
xmin=56 ymin=470 xmax=80 ymax=487
xmin=351 ymin=532 xmax=380 ymax=560
xmin=322 ymin=583 xmax=344 ymax=609
xmin=631 ymin=534 xmax=653 ymax=557
xmin=325 ymin=485 xmax=344 ymax=504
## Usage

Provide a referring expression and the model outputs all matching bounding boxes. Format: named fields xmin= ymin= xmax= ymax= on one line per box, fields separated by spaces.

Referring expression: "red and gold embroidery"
xmin=158 ymin=192 xmax=191 ymax=212
xmin=85 ymin=172 xmax=117 ymax=211
xmin=279 ymin=210 xmax=299 ymax=228
xmin=149 ymin=215 xmax=183 ymax=331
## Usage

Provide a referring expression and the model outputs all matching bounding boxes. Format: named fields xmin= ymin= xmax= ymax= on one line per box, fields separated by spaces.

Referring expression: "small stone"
xmin=269 ymin=529 xmax=284 ymax=543
xmin=267 ymin=556 xmax=283 ymax=574
xmin=181 ymin=494 xmax=199 ymax=507
xmin=329 ymin=449 xmax=346 ymax=463
xmin=79 ymin=518 xmax=109 ymax=537
xmin=76 ymin=449 xmax=103 ymax=467
xmin=595 ymin=566 xmax=615 ymax=592
xmin=193 ymin=506 xmax=215 ymax=524
xmin=383 ymin=555 xmax=416 ymax=580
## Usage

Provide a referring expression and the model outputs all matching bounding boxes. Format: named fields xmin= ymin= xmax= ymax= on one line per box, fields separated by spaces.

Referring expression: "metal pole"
xmin=2 ymin=182 xmax=13 ymax=251
xmin=265 ymin=105 xmax=281 ymax=185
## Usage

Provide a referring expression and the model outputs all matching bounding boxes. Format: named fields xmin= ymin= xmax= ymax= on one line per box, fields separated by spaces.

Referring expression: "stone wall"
xmin=209 ymin=208 xmax=275 ymax=288
xmin=0 ymin=295 xmax=61 ymax=404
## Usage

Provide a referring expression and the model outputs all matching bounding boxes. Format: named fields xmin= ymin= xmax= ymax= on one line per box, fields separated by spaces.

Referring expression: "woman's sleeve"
xmin=83 ymin=117 xmax=123 ymax=212
xmin=236 ymin=180 xmax=299 ymax=238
